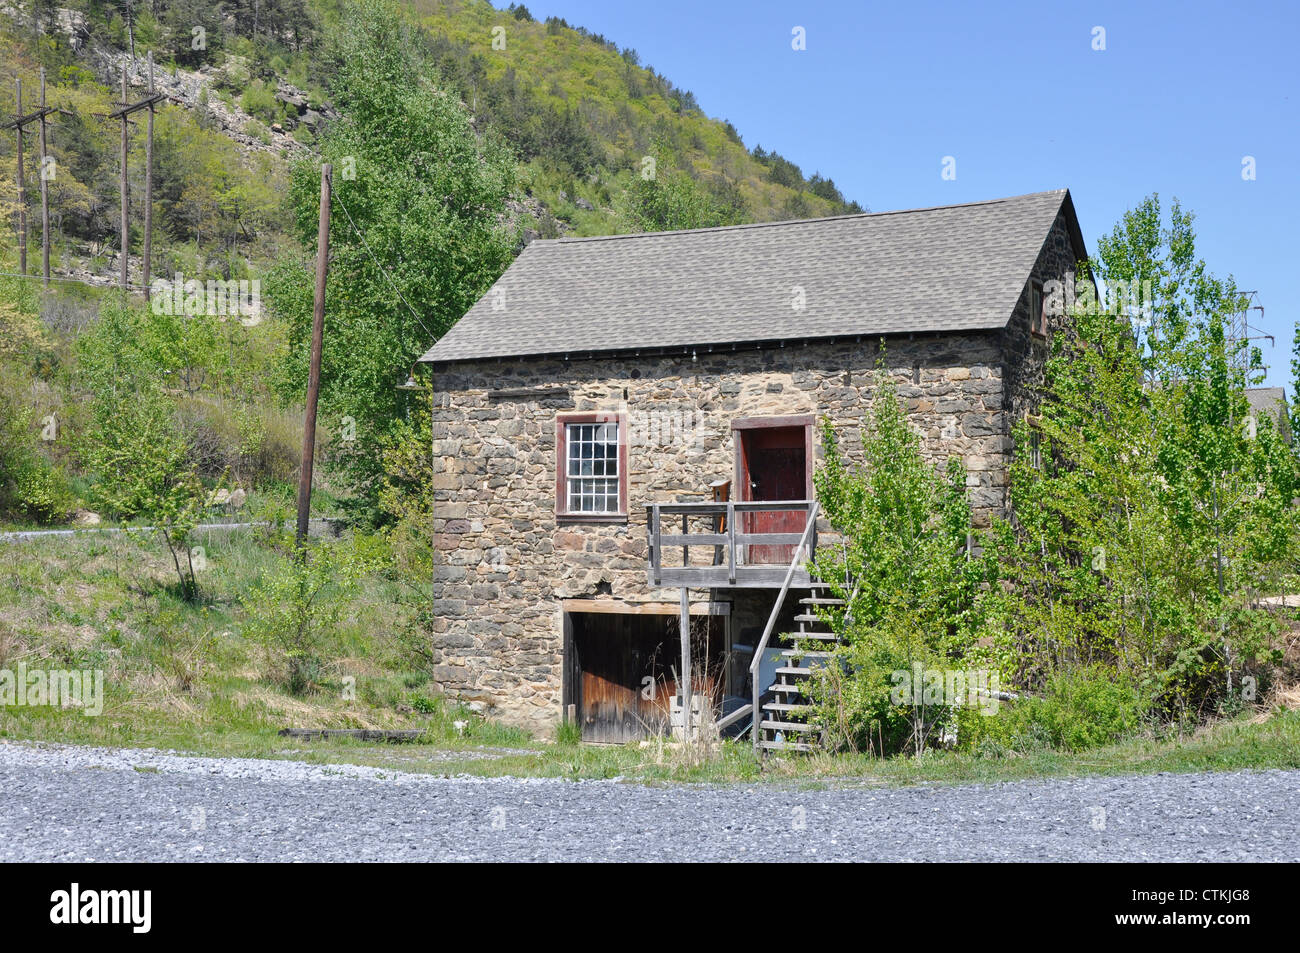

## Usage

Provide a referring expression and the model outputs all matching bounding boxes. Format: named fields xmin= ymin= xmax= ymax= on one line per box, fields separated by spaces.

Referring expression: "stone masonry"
xmin=428 ymin=211 xmax=1082 ymax=735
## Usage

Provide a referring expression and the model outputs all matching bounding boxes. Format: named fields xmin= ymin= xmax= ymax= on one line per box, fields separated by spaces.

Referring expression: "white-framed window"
xmin=556 ymin=412 xmax=627 ymax=519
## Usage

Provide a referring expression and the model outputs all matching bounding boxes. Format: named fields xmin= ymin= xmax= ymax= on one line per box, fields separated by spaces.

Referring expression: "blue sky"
xmin=506 ymin=0 xmax=1298 ymax=390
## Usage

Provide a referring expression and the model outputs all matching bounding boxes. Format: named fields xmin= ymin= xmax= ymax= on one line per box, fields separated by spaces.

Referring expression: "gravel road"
xmin=2 ymin=741 xmax=1296 ymax=861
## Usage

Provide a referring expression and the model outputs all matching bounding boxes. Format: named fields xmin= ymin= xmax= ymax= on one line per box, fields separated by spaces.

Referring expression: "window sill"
xmin=557 ymin=513 xmax=629 ymax=525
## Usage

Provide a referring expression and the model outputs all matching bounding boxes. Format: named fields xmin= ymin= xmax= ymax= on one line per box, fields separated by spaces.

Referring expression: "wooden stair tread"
xmin=761 ymin=719 xmax=817 ymax=732
xmin=750 ymin=572 xmax=852 ymax=756
xmin=761 ymin=702 xmax=811 ymax=712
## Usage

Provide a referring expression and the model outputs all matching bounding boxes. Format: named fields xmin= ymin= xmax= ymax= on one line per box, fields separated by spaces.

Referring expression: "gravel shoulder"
xmin=1 ymin=741 xmax=1296 ymax=862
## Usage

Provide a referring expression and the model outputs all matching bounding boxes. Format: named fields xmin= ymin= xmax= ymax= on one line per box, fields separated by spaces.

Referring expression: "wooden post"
xmin=295 ymin=163 xmax=331 ymax=550
xmin=142 ymin=53 xmax=154 ymax=299
xmin=679 ymin=586 xmax=692 ymax=741
xmin=118 ymin=66 xmax=129 ymax=292
xmin=14 ymin=77 xmax=25 ymax=276
xmin=38 ymin=69 xmax=49 ymax=288
xmin=727 ymin=500 xmax=736 ymax=585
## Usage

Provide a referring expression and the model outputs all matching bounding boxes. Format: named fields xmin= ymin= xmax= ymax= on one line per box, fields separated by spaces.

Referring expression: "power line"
xmin=332 ymin=190 xmax=437 ymax=345
xmin=7 ymin=81 xmax=438 ymax=355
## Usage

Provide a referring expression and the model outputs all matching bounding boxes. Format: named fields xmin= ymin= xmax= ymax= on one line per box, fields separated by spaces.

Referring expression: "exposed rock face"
xmin=428 ymin=212 xmax=1078 ymax=735
xmin=94 ymin=49 xmax=330 ymax=159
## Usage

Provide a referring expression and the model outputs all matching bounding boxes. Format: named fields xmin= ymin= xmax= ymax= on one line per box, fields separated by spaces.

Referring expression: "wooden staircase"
xmin=756 ymin=580 xmax=845 ymax=754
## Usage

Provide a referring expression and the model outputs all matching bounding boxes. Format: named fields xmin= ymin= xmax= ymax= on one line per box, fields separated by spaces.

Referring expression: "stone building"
xmin=419 ymin=189 xmax=1088 ymax=743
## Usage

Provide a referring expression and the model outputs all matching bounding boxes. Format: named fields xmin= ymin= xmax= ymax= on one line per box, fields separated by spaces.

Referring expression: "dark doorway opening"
xmin=567 ymin=611 xmax=726 ymax=743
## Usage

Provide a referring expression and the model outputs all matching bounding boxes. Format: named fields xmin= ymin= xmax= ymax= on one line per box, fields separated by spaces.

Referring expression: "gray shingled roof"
xmin=1246 ymin=387 xmax=1292 ymax=443
xmin=420 ymin=189 xmax=1078 ymax=364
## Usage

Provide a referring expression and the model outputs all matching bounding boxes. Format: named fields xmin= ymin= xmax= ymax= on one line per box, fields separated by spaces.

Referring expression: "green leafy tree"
xmin=242 ymin=537 xmax=380 ymax=694
xmin=77 ymin=303 xmax=215 ymax=601
xmin=1292 ymin=321 xmax=1300 ymax=444
xmin=268 ymin=0 xmax=517 ymax=521
xmin=808 ymin=371 xmax=990 ymax=754
xmin=83 ymin=387 xmax=210 ymax=600
xmin=619 ymin=141 xmax=743 ymax=232
xmin=375 ymin=380 xmax=440 ymax=674
xmin=996 ymin=196 xmax=1298 ymax=723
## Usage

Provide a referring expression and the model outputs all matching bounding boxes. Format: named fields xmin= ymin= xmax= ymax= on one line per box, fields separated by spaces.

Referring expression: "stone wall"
xmin=427 ymin=211 xmax=1083 ymax=734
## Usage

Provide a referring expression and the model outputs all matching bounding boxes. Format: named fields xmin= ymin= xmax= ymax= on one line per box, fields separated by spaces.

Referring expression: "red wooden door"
xmin=740 ymin=426 xmax=807 ymax=565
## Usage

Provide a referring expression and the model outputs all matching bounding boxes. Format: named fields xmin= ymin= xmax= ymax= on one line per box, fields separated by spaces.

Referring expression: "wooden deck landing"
xmin=646 ymin=500 xmax=817 ymax=590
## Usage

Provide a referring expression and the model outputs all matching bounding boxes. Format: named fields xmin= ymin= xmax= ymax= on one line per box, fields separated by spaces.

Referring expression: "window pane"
xmin=563 ymin=420 xmax=620 ymax=513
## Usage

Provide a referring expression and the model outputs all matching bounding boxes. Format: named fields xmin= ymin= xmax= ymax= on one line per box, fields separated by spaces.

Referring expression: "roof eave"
xmin=419 ymin=325 xmax=1007 ymax=368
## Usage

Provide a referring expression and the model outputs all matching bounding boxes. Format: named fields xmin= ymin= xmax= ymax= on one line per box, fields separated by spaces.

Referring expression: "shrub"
xmin=240 ymin=80 xmax=283 ymax=125
xmin=8 ymin=457 xmax=77 ymax=524
xmin=806 ymin=370 xmax=994 ymax=755
xmin=176 ymin=396 xmax=299 ymax=486
xmin=242 ymin=539 xmax=382 ymax=695
xmin=82 ymin=388 xmax=211 ymax=600
xmin=0 ymin=369 xmax=76 ymax=524
xmin=1008 ymin=668 xmax=1148 ymax=751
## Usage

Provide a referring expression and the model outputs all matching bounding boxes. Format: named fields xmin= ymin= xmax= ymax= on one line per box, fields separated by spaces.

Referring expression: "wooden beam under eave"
xmin=559 ymin=598 xmax=729 ymax=616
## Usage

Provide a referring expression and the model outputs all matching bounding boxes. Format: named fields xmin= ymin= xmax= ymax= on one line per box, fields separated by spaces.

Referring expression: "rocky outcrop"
xmin=94 ymin=49 xmax=333 ymax=159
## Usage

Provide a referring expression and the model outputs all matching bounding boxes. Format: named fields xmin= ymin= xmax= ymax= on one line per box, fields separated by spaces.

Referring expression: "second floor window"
xmin=556 ymin=412 xmax=627 ymax=519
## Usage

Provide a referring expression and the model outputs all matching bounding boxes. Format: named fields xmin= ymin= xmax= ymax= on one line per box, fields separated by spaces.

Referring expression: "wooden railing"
xmin=645 ymin=499 xmax=817 ymax=588
xmin=749 ymin=501 xmax=820 ymax=752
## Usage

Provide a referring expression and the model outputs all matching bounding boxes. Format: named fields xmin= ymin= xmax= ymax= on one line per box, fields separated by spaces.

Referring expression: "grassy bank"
xmin=6 ymin=699 xmax=1299 ymax=788
xmin=3 ymin=530 xmax=1298 ymax=788
xmin=0 ymin=529 xmax=527 ymax=752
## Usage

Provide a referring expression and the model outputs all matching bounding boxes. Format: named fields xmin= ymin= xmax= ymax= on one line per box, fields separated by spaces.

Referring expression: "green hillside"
xmin=0 ymin=0 xmax=864 ymax=292
xmin=0 ymin=0 xmax=867 ymax=531
xmin=400 ymin=0 xmax=864 ymax=233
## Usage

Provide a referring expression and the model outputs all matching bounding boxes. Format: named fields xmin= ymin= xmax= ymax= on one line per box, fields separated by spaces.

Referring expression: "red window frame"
xmin=555 ymin=411 xmax=628 ymax=522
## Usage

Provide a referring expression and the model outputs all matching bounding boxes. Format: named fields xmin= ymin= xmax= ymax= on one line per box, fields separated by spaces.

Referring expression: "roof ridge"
xmin=540 ymin=189 xmax=1069 ymax=245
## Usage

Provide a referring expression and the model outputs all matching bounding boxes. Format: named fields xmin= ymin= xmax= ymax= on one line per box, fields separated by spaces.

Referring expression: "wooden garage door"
xmin=570 ymin=612 xmax=723 ymax=743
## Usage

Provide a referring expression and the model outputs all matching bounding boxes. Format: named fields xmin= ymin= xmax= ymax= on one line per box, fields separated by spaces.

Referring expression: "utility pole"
xmin=118 ymin=66 xmax=128 ymax=291
xmin=6 ymin=73 xmax=67 ymax=286
xmin=103 ymin=62 xmax=166 ymax=295
xmin=295 ymin=163 xmax=332 ymax=550
xmin=142 ymin=53 xmax=155 ymax=298
xmin=38 ymin=69 xmax=50 ymax=288
xmin=14 ymin=77 xmax=25 ymax=275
